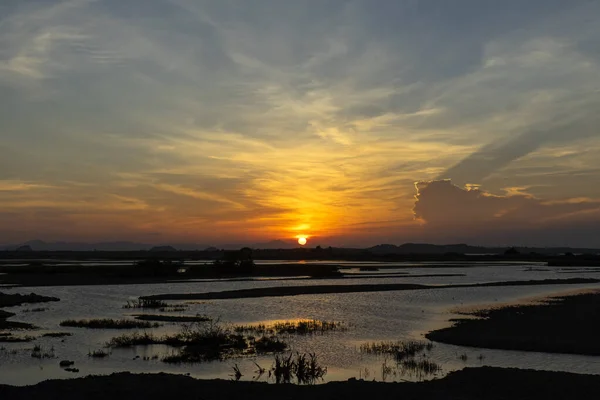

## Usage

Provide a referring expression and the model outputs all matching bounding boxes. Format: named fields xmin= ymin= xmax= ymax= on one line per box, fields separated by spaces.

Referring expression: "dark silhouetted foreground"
xmin=2 ymin=367 xmax=600 ymax=400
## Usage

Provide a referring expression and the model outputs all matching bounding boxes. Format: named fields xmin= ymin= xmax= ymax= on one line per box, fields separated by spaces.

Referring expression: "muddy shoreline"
xmin=0 ymin=292 xmax=59 ymax=330
xmin=427 ymin=290 xmax=600 ymax=356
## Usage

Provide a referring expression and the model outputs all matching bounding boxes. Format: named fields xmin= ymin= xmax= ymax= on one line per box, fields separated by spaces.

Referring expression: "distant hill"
xmin=0 ymin=239 xmax=298 ymax=252
xmin=0 ymin=240 xmax=207 ymax=252
xmin=2 ymin=240 xmax=599 ymax=255
xmin=367 ymin=243 xmax=600 ymax=256
xmin=149 ymin=246 xmax=177 ymax=252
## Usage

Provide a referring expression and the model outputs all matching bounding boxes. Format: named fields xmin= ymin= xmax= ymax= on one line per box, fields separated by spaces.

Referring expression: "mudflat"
xmin=427 ymin=290 xmax=600 ymax=355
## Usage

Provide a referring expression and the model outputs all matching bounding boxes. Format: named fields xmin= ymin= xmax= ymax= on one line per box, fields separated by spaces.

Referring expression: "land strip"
xmin=2 ymin=367 xmax=600 ymax=400
xmin=141 ymin=278 xmax=600 ymax=301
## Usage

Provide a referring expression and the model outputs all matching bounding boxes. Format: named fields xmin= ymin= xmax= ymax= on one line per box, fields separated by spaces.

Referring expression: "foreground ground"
xmin=2 ymin=367 xmax=600 ymax=400
xmin=427 ymin=290 xmax=600 ymax=355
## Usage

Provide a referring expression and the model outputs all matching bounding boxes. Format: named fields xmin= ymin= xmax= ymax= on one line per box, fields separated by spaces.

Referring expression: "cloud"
xmin=413 ymin=180 xmax=600 ymax=246
xmin=1 ymin=1 xmax=600 ymax=245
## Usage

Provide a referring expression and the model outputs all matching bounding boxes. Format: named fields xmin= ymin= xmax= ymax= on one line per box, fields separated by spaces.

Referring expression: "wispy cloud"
xmin=1 ymin=0 xmax=600 ymax=245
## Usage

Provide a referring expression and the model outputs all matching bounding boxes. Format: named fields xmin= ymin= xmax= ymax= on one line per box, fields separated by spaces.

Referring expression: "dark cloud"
xmin=413 ymin=180 xmax=600 ymax=246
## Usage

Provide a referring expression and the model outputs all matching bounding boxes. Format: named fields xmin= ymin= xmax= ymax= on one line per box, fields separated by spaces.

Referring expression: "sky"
xmin=1 ymin=0 xmax=600 ymax=247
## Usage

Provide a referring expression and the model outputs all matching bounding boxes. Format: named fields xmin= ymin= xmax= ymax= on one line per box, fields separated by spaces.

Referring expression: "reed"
xmin=234 ymin=320 xmax=346 ymax=335
xmin=359 ymin=340 xmax=433 ymax=361
xmin=123 ymin=299 xmax=170 ymax=309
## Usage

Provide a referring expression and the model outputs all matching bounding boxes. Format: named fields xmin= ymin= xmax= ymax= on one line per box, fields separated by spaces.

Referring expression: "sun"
xmin=297 ymin=237 xmax=307 ymax=246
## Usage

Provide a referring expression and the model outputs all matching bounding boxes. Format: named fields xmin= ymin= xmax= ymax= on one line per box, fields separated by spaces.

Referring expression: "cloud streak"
xmin=1 ymin=0 xmax=599 ymax=245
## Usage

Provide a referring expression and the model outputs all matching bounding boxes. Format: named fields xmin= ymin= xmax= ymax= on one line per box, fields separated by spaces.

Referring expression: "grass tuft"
xmin=88 ymin=349 xmax=110 ymax=358
xmin=360 ymin=340 xmax=433 ymax=361
xmin=272 ymin=353 xmax=327 ymax=384
xmin=123 ymin=299 xmax=170 ymax=309
xmin=234 ymin=320 xmax=346 ymax=336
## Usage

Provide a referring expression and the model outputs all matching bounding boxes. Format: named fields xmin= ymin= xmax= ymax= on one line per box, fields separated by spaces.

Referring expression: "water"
xmin=2 ymin=263 xmax=600 ymax=385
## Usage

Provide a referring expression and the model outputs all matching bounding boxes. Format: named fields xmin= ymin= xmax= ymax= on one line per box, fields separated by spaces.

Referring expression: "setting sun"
xmin=297 ymin=237 xmax=307 ymax=246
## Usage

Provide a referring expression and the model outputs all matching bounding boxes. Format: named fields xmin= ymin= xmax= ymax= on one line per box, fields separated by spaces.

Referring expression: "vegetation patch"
xmin=271 ymin=353 xmax=327 ymax=384
xmin=60 ymin=319 xmax=161 ymax=329
xmin=234 ymin=320 xmax=346 ymax=336
xmin=107 ymin=322 xmax=288 ymax=363
xmin=123 ymin=299 xmax=170 ymax=309
xmin=31 ymin=345 xmax=55 ymax=359
xmin=360 ymin=340 xmax=434 ymax=361
xmin=158 ymin=306 xmax=188 ymax=312
xmin=253 ymin=336 xmax=287 ymax=353
xmin=360 ymin=340 xmax=440 ymax=380
xmin=42 ymin=332 xmax=73 ymax=338
xmin=88 ymin=349 xmax=110 ymax=358
xmin=132 ymin=314 xmax=210 ymax=323
xmin=400 ymin=359 xmax=442 ymax=376
xmin=0 ymin=333 xmax=36 ymax=343
xmin=22 ymin=307 xmax=49 ymax=313
xmin=0 ymin=345 xmax=19 ymax=355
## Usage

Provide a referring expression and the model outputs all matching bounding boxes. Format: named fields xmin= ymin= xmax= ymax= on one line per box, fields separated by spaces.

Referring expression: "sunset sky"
xmin=1 ymin=0 xmax=600 ymax=247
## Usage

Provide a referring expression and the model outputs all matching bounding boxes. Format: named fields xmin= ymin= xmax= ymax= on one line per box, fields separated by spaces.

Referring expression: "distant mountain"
xmin=0 ymin=239 xmax=298 ymax=252
xmin=149 ymin=246 xmax=177 ymax=252
xmin=0 ymin=240 xmax=208 ymax=252
xmin=2 ymin=240 xmax=599 ymax=255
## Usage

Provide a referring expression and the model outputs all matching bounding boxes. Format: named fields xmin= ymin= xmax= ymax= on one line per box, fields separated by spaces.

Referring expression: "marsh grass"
xmin=231 ymin=364 xmax=243 ymax=381
xmin=234 ymin=320 xmax=345 ymax=336
xmin=360 ymin=340 xmax=433 ymax=361
xmin=133 ymin=314 xmax=210 ymax=323
xmin=22 ymin=307 xmax=49 ymax=313
xmin=158 ymin=306 xmax=188 ymax=312
xmin=107 ymin=321 xmax=288 ymax=364
xmin=123 ymin=299 xmax=170 ymax=309
xmin=106 ymin=331 xmax=158 ymax=347
xmin=400 ymin=359 xmax=442 ymax=376
xmin=362 ymin=340 xmax=440 ymax=381
xmin=42 ymin=332 xmax=72 ymax=338
xmin=0 ymin=333 xmax=36 ymax=343
xmin=272 ymin=353 xmax=327 ymax=384
xmin=253 ymin=336 xmax=287 ymax=353
xmin=88 ymin=349 xmax=110 ymax=358
xmin=0 ymin=346 xmax=19 ymax=355
xmin=31 ymin=345 xmax=55 ymax=359
xmin=60 ymin=319 xmax=161 ymax=329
